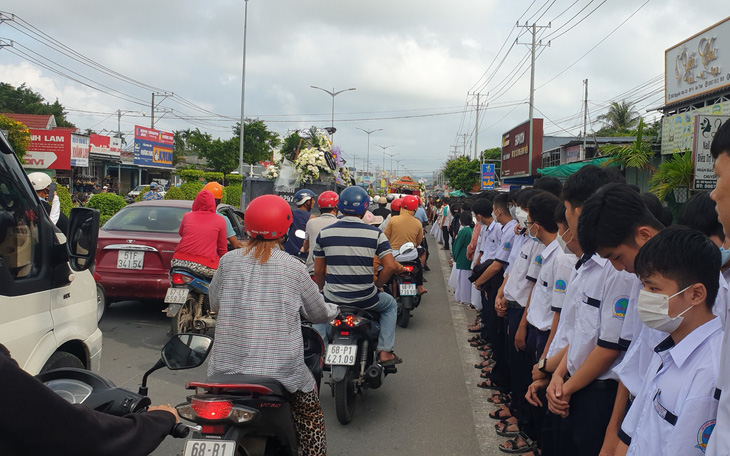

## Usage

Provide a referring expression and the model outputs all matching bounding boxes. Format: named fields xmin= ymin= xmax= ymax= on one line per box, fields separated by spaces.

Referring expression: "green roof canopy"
xmin=537 ymin=157 xmax=618 ymax=179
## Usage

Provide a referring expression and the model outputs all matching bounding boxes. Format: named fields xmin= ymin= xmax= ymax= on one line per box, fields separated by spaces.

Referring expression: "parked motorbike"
xmin=387 ymin=242 xmax=422 ymax=328
xmin=325 ymin=304 xmax=397 ymax=425
xmin=165 ymin=267 xmax=216 ymax=336
xmin=37 ymin=334 xmax=213 ymax=442
xmin=176 ymin=324 xmax=325 ymax=456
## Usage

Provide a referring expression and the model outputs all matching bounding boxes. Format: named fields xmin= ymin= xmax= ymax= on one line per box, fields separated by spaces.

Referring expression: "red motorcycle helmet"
xmin=317 ymin=190 xmax=339 ymax=209
xmin=244 ymin=195 xmax=293 ymax=240
xmin=402 ymin=195 xmax=419 ymax=211
xmin=390 ymin=198 xmax=403 ymax=212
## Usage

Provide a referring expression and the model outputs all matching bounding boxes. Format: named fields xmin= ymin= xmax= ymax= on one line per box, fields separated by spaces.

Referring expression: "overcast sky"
xmin=1 ymin=1 xmax=728 ymax=177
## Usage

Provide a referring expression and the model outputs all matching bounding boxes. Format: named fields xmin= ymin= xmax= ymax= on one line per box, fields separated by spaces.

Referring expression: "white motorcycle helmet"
xmin=28 ymin=172 xmax=52 ymax=192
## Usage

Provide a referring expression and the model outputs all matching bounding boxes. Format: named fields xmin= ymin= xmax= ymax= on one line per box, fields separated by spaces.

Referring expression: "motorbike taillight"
xmin=403 ymin=265 xmax=415 ymax=273
xmin=171 ymin=273 xmax=192 ymax=285
xmin=191 ymin=398 xmax=233 ymax=420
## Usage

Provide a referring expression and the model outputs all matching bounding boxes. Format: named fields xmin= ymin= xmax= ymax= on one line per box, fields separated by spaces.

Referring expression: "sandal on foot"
xmin=488 ymin=406 xmax=513 ymax=420
xmin=469 ymin=338 xmax=488 ymax=347
xmin=498 ymin=432 xmax=537 ymax=454
xmin=378 ymin=351 xmax=403 ymax=366
xmin=476 ymin=379 xmax=501 ymax=390
xmin=476 ymin=343 xmax=491 ymax=351
xmin=474 ymin=359 xmax=493 ymax=369
xmin=494 ymin=419 xmax=520 ymax=437
xmin=488 ymin=392 xmax=511 ymax=405
xmin=481 ymin=369 xmax=496 ymax=379
xmin=468 ymin=335 xmax=483 ymax=343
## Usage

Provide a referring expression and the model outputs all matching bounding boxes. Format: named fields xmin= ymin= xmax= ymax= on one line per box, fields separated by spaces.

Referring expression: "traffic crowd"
xmin=426 ymin=121 xmax=730 ymax=456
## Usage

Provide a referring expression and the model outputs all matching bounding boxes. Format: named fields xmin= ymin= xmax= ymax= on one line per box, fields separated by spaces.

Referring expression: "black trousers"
xmin=481 ymin=277 xmax=509 ymax=388
xmin=505 ymin=306 xmax=530 ymax=415
xmin=441 ymin=226 xmax=450 ymax=249
xmin=554 ymin=381 xmax=618 ymax=456
xmin=520 ymin=325 xmax=551 ymax=443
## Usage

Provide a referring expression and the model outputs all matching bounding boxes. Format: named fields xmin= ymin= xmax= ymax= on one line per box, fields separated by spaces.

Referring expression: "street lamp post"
xmin=238 ymin=0 xmax=250 ymax=177
xmin=395 ymin=159 xmax=402 ymax=178
xmin=376 ymin=144 xmax=394 ymax=189
xmin=310 ymin=86 xmax=356 ymax=141
xmin=354 ymin=127 xmax=382 ymax=181
xmin=385 ymin=152 xmax=397 ymax=179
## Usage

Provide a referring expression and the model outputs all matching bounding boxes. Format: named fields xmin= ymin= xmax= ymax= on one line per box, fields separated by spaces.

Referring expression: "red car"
xmin=94 ymin=200 xmax=244 ymax=315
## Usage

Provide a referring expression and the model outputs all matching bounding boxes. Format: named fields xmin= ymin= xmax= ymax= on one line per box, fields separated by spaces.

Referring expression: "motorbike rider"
xmin=313 ymin=186 xmax=403 ymax=366
xmin=302 ymin=191 xmax=339 ymax=276
xmin=202 ymin=182 xmax=244 ymax=249
xmin=378 ymin=197 xmax=402 ymax=231
xmin=207 ymin=194 xmax=339 ymax=456
xmin=141 ymin=182 xmax=163 ymax=200
xmin=372 ymin=196 xmax=391 ymax=219
xmin=171 ymin=190 xmax=228 ymax=278
xmin=284 ymin=189 xmax=316 ymax=256
xmin=384 ymin=195 xmax=427 ymax=294
xmin=0 ymin=343 xmax=179 ymax=456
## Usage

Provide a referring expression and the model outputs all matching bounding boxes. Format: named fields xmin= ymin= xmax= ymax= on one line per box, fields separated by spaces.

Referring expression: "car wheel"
xmin=40 ymin=351 xmax=85 ymax=373
xmin=96 ymin=284 xmax=108 ymax=323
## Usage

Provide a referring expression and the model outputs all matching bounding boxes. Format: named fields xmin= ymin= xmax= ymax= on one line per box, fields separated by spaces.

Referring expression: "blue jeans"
xmin=364 ymin=292 xmax=397 ymax=353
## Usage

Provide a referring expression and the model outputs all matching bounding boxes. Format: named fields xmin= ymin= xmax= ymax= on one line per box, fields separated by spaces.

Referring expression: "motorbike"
xmin=164 ymin=266 xmax=216 ymax=336
xmin=176 ymin=324 xmax=325 ymax=456
xmin=387 ymin=242 xmax=422 ymax=328
xmin=36 ymin=334 xmax=214 ymax=443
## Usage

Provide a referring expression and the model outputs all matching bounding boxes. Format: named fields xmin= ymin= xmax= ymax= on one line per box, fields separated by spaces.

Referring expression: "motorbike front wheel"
xmin=171 ymin=295 xmax=197 ymax=336
xmin=333 ymin=371 xmax=357 ymax=424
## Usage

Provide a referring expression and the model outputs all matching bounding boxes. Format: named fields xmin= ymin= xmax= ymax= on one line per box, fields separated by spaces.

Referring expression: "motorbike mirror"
xmin=161 ymin=334 xmax=214 ymax=370
xmin=399 ymin=242 xmax=415 ymax=255
xmin=294 ymin=229 xmax=306 ymax=240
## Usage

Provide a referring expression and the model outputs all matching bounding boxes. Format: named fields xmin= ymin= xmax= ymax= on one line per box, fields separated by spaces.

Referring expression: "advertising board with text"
xmin=90 ymin=134 xmax=122 ymax=158
xmin=500 ymin=119 xmax=543 ymax=179
xmin=70 ymin=134 xmax=90 ymax=167
xmin=23 ymin=129 xmax=71 ymax=170
xmin=481 ymin=164 xmax=495 ymax=190
xmin=133 ymin=125 xmax=174 ymax=168
xmin=692 ymin=114 xmax=729 ymax=190
xmin=660 ymin=102 xmax=730 ymax=154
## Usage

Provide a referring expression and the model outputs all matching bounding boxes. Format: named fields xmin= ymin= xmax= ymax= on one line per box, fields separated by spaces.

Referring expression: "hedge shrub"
xmin=134 ymin=186 xmax=150 ymax=202
xmin=55 ymin=183 xmax=72 ymax=217
xmin=204 ymin=172 xmax=224 ymax=183
xmin=225 ymin=174 xmax=243 ymax=185
xmin=223 ymin=184 xmax=241 ymax=207
xmin=164 ymin=186 xmax=186 ymax=200
xmin=179 ymin=169 xmax=205 ymax=183
xmin=87 ymin=193 xmax=127 ymax=216
xmin=180 ymin=182 xmax=204 ymax=200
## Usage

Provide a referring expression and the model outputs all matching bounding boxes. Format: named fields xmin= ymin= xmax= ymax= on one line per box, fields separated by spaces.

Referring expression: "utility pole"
xmin=239 ymin=0 xmax=250 ymax=176
xmin=517 ymin=22 xmax=550 ymax=178
xmin=582 ymin=79 xmax=588 ymax=161
xmin=459 ymin=134 xmax=469 ymax=157
xmin=468 ymin=92 xmax=487 ymax=160
xmin=150 ymin=92 xmax=173 ymax=129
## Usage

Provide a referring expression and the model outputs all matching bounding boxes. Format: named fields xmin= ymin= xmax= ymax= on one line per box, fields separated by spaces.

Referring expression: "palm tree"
xmin=601 ymin=118 xmax=654 ymax=186
xmin=649 ymin=151 xmax=693 ymax=201
xmin=596 ymin=100 xmax=640 ymax=132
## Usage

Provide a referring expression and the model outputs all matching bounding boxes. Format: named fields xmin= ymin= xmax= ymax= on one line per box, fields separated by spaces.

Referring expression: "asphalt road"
xmin=98 ymin=234 xmax=502 ymax=456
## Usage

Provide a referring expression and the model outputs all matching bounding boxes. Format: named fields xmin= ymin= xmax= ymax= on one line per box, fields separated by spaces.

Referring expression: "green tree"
xmin=595 ymin=100 xmax=640 ymax=135
xmin=0 ymin=114 xmax=30 ymax=160
xmin=650 ymin=151 xmax=693 ymax=201
xmin=0 ymin=83 xmax=75 ymax=128
xmin=232 ymin=119 xmax=281 ymax=166
xmin=601 ymin=118 xmax=655 ymax=186
xmin=481 ymin=147 xmax=502 ymax=178
xmin=443 ymin=156 xmax=480 ymax=192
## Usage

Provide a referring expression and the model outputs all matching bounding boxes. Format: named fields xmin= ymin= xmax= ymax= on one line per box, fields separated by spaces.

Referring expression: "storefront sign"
xmin=665 ymin=17 xmax=730 ymax=105
xmin=70 ymin=134 xmax=89 ymax=167
xmin=481 ymin=164 xmax=495 ymax=190
xmin=501 ymin=119 xmax=543 ymax=178
xmin=133 ymin=125 xmax=174 ymax=168
xmin=661 ymin=102 xmax=730 ymax=154
xmin=692 ymin=115 xmax=729 ymax=190
xmin=89 ymin=134 xmax=122 ymax=158
xmin=24 ymin=129 xmax=71 ymax=170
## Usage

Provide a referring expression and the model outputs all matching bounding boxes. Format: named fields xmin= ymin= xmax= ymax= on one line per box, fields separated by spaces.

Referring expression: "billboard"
xmin=481 ymin=164 xmax=495 ymax=190
xmin=70 ymin=134 xmax=90 ymax=167
xmin=133 ymin=125 xmax=174 ymax=168
xmin=89 ymin=134 xmax=122 ymax=158
xmin=660 ymin=101 xmax=730 ymax=154
xmin=665 ymin=17 xmax=730 ymax=106
xmin=501 ymin=119 xmax=543 ymax=179
xmin=23 ymin=129 xmax=71 ymax=170
xmin=692 ymin=115 xmax=729 ymax=190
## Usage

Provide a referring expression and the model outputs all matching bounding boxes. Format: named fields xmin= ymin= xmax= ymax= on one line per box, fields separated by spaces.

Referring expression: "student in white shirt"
xmin=616 ymin=226 xmax=723 ymax=456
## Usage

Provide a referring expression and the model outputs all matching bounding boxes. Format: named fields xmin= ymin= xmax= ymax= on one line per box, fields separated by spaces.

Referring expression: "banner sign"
xmin=24 ymin=129 xmax=71 ymax=170
xmin=501 ymin=119 xmax=543 ymax=178
xmin=692 ymin=115 xmax=729 ymax=190
xmin=133 ymin=125 xmax=174 ymax=168
xmin=90 ymin=134 xmax=122 ymax=158
xmin=665 ymin=17 xmax=730 ymax=106
xmin=70 ymin=134 xmax=90 ymax=167
xmin=481 ymin=164 xmax=495 ymax=190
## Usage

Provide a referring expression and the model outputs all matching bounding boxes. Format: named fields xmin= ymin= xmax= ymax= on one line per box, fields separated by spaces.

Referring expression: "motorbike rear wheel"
xmin=397 ymin=297 xmax=412 ymax=328
xmin=171 ymin=296 xmax=196 ymax=336
xmin=334 ymin=371 xmax=357 ymax=424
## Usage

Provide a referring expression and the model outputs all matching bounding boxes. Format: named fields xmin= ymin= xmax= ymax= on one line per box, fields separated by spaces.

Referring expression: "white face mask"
xmin=491 ymin=210 xmax=498 ymax=221
xmin=509 ymin=206 xmax=518 ymax=219
xmin=515 ymin=207 xmax=528 ymax=228
xmin=637 ymin=286 xmax=693 ymax=333
xmin=557 ymin=228 xmax=572 ymax=254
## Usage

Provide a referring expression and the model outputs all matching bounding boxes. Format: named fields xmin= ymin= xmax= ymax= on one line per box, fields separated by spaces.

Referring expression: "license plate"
xmin=164 ymin=287 xmax=189 ymax=304
xmin=400 ymin=283 xmax=417 ymax=296
xmin=117 ymin=250 xmax=144 ymax=269
xmin=183 ymin=440 xmax=236 ymax=456
xmin=325 ymin=344 xmax=357 ymax=366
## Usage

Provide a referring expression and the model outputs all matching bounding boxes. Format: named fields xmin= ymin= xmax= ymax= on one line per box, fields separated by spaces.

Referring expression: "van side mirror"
xmin=67 ymin=207 xmax=100 ymax=271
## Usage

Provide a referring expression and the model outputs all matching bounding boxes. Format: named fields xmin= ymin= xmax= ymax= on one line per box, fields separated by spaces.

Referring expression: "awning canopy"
xmin=537 ymin=157 xmax=617 ymax=179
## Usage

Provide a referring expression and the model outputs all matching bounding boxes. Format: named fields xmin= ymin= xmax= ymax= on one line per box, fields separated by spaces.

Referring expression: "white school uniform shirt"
xmin=621 ymin=317 xmax=723 ymax=456
xmin=549 ymin=252 xmax=577 ymax=314
xmin=527 ymin=240 xmax=565 ymax=331
xmin=505 ymin=234 xmax=526 ymax=276
xmin=480 ymin=219 xmax=501 ymax=263
xmin=565 ymin=255 xmax=635 ymax=380
xmin=706 ymin=276 xmax=730 ymax=456
xmin=504 ymin=238 xmax=545 ymax=307
xmin=471 ymin=222 xmax=485 ymax=266
xmin=546 ymin=256 xmax=582 ymax=358
xmin=493 ymin=219 xmax=518 ymax=266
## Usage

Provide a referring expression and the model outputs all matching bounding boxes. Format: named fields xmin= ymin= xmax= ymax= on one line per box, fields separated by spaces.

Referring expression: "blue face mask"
xmin=527 ymin=223 xmax=540 ymax=242
xmin=720 ymin=246 xmax=730 ymax=267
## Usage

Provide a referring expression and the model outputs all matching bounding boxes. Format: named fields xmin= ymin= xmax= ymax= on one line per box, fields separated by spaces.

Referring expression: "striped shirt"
xmin=207 ymin=248 xmax=339 ymax=393
xmin=313 ymin=216 xmax=392 ymax=307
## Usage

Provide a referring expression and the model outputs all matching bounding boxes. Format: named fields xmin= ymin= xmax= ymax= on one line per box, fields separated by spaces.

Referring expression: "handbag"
xmin=469 ymin=259 xmax=493 ymax=283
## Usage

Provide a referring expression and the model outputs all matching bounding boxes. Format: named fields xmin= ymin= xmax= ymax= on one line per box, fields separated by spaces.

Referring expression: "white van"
xmin=0 ymin=133 xmax=102 ymax=374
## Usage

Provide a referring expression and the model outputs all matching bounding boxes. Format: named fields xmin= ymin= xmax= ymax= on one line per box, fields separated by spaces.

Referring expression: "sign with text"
xmin=481 ymin=164 xmax=495 ymax=190
xmin=70 ymin=134 xmax=90 ymax=167
xmin=90 ymin=134 xmax=122 ymax=158
xmin=24 ymin=129 xmax=71 ymax=170
xmin=501 ymin=119 xmax=543 ymax=178
xmin=692 ymin=115 xmax=729 ymax=190
xmin=665 ymin=17 xmax=730 ymax=105
xmin=133 ymin=125 xmax=174 ymax=168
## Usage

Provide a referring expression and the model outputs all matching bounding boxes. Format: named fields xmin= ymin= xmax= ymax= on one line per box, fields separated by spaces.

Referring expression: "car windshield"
xmin=102 ymin=206 xmax=188 ymax=233
xmin=133 ymin=185 xmax=146 ymax=192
